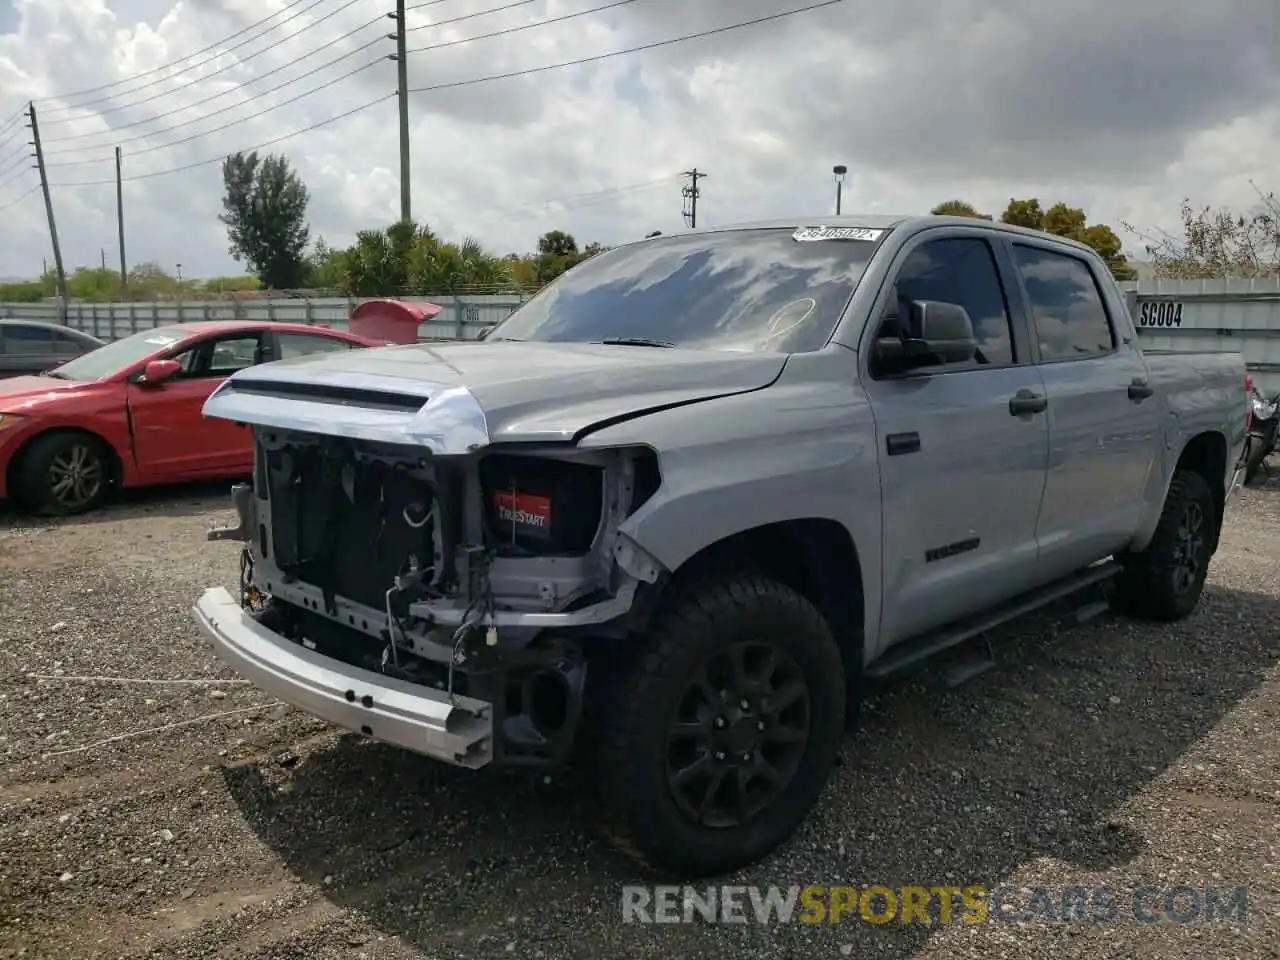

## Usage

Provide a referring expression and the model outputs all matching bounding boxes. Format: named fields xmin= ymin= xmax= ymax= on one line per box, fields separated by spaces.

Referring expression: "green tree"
xmin=304 ymin=236 xmax=346 ymax=289
xmin=930 ymin=200 xmax=992 ymax=220
xmin=537 ymin=230 xmax=578 ymax=257
xmin=1123 ymin=192 xmax=1280 ymax=279
xmin=0 ymin=280 xmax=43 ymax=302
xmin=998 ymin=198 xmax=1136 ymax=280
xmin=999 ymin=198 xmax=1044 ymax=229
xmin=219 ymin=151 xmax=311 ymax=290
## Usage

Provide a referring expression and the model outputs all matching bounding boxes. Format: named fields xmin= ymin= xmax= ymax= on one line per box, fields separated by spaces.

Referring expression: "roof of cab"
xmin=634 ymin=213 xmax=1103 ymax=258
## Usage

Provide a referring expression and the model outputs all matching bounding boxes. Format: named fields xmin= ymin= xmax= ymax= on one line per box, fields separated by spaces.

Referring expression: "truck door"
xmin=862 ymin=232 xmax=1051 ymax=646
xmin=1008 ymin=241 xmax=1161 ymax=579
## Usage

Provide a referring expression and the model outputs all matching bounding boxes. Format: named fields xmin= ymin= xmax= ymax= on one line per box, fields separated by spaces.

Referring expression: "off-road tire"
xmin=14 ymin=432 xmax=111 ymax=517
xmin=594 ymin=574 xmax=846 ymax=878
xmin=1113 ymin=469 xmax=1215 ymax=622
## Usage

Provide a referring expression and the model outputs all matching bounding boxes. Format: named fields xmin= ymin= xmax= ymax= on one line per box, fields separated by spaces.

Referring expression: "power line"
xmin=0 ymin=115 xmax=24 ymax=153
xmin=407 ymin=0 xmax=846 ymax=95
xmin=48 ymin=94 xmax=393 ymax=187
xmin=403 ymin=0 xmax=495 ymax=11
xmin=38 ymin=0 xmax=469 ymax=114
xmin=38 ymin=0 xmax=338 ymax=113
xmin=42 ymin=0 xmax=647 ymax=167
xmin=0 ymin=105 xmax=26 ymax=133
xmin=406 ymin=0 xmax=540 ymax=35
xmin=0 ymin=184 xmax=40 ymax=214
xmin=44 ymin=59 xmax=383 ymax=167
xmin=0 ymin=152 xmax=30 ymax=185
xmin=42 ymin=19 xmax=385 ymax=143
xmin=45 ymin=1 xmax=844 ymax=188
xmin=406 ymin=0 xmax=638 ymax=53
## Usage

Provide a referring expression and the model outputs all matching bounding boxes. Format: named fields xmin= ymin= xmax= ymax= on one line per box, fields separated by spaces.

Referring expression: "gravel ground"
xmin=0 ymin=478 xmax=1277 ymax=959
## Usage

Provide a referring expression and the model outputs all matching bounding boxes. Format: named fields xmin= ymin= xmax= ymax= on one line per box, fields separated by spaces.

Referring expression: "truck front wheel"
xmin=1114 ymin=469 xmax=1215 ymax=622
xmin=595 ymin=574 xmax=846 ymax=878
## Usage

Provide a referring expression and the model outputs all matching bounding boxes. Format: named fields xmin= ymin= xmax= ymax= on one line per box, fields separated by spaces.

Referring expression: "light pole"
xmin=832 ymin=165 xmax=847 ymax=216
xmin=176 ymin=263 xmax=183 ymax=283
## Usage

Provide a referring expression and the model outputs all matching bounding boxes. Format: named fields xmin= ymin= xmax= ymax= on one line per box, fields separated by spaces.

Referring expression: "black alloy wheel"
xmin=664 ymin=641 xmax=811 ymax=829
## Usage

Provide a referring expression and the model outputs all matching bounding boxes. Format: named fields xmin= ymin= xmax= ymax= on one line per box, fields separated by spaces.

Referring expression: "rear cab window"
xmin=1011 ymin=244 xmax=1116 ymax=361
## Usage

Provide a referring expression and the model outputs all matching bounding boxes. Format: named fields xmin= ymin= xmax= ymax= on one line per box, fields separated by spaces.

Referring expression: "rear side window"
xmin=1 ymin=325 xmax=54 ymax=355
xmin=1012 ymin=245 xmax=1115 ymax=360
xmin=278 ymin=333 xmax=352 ymax=360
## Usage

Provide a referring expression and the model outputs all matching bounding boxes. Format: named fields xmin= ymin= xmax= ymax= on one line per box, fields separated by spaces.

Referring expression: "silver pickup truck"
xmin=193 ymin=215 xmax=1248 ymax=879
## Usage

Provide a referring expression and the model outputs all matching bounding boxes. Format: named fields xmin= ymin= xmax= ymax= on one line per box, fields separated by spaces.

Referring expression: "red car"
xmin=0 ymin=320 xmax=382 ymax=516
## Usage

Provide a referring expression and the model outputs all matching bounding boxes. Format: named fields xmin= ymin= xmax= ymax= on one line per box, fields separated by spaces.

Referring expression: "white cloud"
xmin=0 ymin=0 xmax=1278 ymax=278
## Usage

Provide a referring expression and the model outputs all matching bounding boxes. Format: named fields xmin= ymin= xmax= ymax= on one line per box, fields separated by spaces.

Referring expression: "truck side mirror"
xmin=876 ymin=299 xmax=977 ymax=370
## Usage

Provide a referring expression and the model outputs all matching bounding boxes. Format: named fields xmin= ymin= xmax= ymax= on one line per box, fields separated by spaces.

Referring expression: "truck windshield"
xmin=489 ymin=228 xmax=881 ymax=353
xmin=49 ymin=325 xmax=189 ymax=381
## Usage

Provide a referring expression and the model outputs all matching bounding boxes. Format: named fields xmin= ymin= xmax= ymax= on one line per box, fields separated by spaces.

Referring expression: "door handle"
xmin=1128 ymin=379 xmax=1154 ymax=401
xmin=1008 ymin=389 xmax=1047 ymax=416
xmin=886 ymin=432 xmax=921 ymax=456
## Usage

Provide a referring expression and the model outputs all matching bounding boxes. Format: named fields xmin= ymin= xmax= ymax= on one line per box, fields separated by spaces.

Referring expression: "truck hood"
xmin=203 ymin=340 xmax=786 ymax=453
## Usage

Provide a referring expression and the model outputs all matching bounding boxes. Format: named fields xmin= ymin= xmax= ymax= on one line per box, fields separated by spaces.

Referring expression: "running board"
xmin=865 ymin=561 xmax=1121 ymax=681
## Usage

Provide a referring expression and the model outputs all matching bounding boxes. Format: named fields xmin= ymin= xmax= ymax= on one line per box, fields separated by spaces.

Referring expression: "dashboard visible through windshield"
xmin=489 ymin=228 xmax=882 ymax=353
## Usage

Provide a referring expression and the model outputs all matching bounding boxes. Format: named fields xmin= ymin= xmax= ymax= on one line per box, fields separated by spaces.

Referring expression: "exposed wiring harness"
xmin=446 ymin=551 xmax=498 ymax=700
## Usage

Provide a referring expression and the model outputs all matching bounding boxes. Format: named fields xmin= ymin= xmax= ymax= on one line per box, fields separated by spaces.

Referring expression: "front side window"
xmin=172 ymin=335 xmax=262 ymax=378
xmin=882 ymin=237 xmax=1016 ymax=368
xmin=1012 ymin=244 xmax=1115 ymax=360
xmin=487 ymin=228 xmax=882 ymax=354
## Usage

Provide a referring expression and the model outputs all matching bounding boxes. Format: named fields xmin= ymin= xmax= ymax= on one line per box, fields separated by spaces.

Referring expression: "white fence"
xmin=4 ymin=280 xmax=1280 ymax=389
xmin=0 ymin=295 xmax=527 ymax=342
xmin=1118 ymin=278 xmax=1280 ymax=392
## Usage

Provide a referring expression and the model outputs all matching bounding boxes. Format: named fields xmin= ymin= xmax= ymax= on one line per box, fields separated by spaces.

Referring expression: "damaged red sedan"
xmin=0 ymin=320 xmax=381 ymax=516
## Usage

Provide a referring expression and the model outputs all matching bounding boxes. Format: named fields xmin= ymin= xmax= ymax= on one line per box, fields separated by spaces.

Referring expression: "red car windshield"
xmin=47 ymin=326 xmax=191 ymax=382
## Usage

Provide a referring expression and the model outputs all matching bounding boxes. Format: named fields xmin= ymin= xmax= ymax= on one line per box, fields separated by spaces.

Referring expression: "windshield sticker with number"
xmin=792 ymin=226 xmax=884 ymax=242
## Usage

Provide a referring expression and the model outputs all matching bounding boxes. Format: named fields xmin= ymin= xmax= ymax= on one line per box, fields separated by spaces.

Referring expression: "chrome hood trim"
xmin=204 ymin=374 xmax=490 ymax=455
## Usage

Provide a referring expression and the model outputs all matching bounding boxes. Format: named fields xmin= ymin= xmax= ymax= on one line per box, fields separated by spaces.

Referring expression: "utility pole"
xmin=388 ymin=0 xmax=411 ymax=223
xmin=28 ymin=102 xmax=67 ymax=322
xmin=115 ymin=146 xmax=127 ymax=295
xmin=681 ymin=168 xmax=707 ymax=228
xmin=100 ymin=249 xmax=106 ymax=270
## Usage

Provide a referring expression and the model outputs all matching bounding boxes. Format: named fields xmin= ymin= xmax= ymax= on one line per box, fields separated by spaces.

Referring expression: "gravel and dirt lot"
xmin=0 ymin=480 xmax=1277 ymax=959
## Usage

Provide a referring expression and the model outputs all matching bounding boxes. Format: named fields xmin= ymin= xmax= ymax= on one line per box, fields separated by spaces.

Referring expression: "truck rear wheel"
xmin=1114 ymin=469 xmax=1215 ymax=622
xmin=594 ymin=574 xmax=846 ymax=878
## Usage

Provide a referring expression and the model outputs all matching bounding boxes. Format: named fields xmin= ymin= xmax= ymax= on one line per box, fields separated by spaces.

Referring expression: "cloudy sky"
xmin=0 ymin=0 xmax=1277 ymax=279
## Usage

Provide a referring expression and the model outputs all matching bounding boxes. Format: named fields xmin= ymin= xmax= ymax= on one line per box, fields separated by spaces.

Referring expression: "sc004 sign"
xmin=1137 ymin=301 xmax=1184 ymax=327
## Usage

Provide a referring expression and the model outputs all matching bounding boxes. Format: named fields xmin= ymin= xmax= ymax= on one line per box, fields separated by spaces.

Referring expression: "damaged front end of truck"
xmin=189 ymin=346 xmax=779 ymax=771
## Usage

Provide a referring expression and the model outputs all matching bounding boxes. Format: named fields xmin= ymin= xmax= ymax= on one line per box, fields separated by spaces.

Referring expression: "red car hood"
xmin=0 ymin=375 xmax=107 ymax=413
